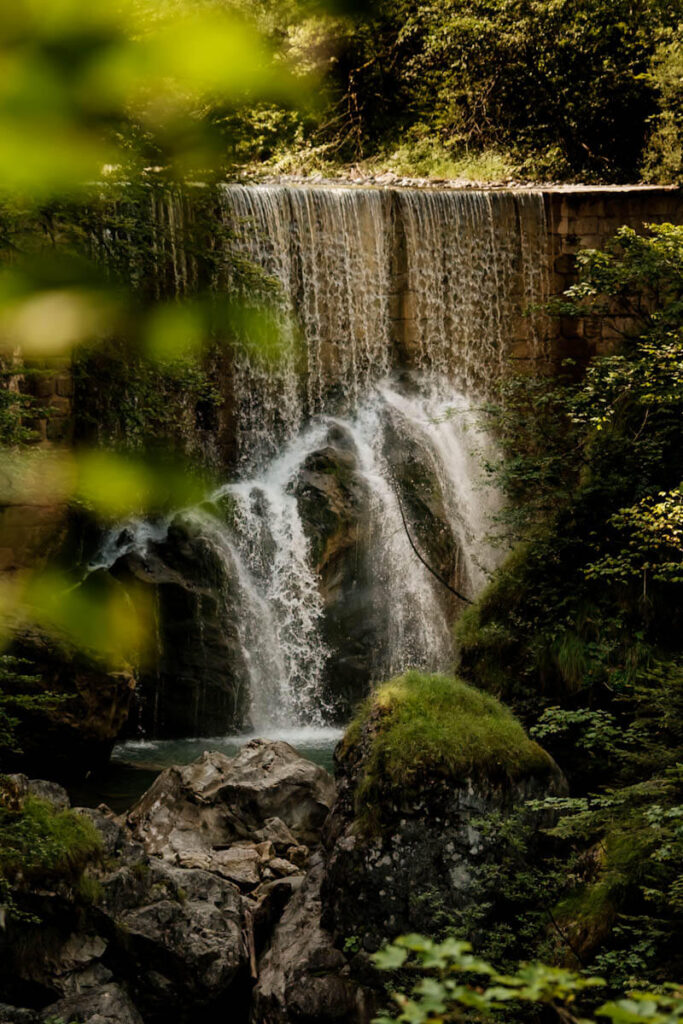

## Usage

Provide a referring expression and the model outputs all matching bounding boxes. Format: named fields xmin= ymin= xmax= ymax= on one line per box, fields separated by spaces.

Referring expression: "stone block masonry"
xmin=544 ymin=185 xmax=683 ymax=361
xmin=0 ymin=355 xmax=73 ymax=573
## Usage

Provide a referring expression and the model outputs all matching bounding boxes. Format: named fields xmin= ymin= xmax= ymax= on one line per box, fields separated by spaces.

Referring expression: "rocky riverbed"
xmin=0 ymin=720 xmax=564 ymax=1024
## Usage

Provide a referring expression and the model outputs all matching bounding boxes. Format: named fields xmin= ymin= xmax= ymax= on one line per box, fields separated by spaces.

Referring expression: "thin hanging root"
xmin=390 ymin=471 xmax=473 ymax=605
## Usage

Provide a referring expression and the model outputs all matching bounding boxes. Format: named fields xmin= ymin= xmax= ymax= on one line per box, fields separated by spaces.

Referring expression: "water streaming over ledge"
xmin=219 ymin=184 xmax=549 ymax=470
xmin=102 ymin=184 xmax=550 ymax=737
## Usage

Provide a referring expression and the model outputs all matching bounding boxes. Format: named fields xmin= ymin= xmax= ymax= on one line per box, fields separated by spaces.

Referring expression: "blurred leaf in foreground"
xmin=0 ymin=448 xmax=212 ymax=520
xmin=0 ymin=0 xmax=305 ymax=199
xmin=0 ymin=569 xmax=153 ymax=666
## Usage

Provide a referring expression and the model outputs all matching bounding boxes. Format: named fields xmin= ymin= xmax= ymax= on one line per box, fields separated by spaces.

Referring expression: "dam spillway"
xmin=87 ymin=183 xmax=681 ymax=739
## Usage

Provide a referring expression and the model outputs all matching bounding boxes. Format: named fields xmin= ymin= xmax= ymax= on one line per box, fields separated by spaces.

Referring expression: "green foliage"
xmin=361 ymin=141 xmax=515 ymax=182
xmin=0 ymin=364 xmax=39 ymax=447
xmin=0 ymin=654 xmax=58 ymax=760
xmin=586 ymin=489 xmax=683 ymax=587
xmin=0 ymin=0 xmax=302 ymax=199
xmin=457 ymin=224 xmax=683 ymax=985
xmin=0 ymin=4 xmax=307 ymax=660
xmin=267 ymin=0 xmax=680 ymax=182
xmin=0 ymin=781 xmax=102 ymax=923
xmin=643 ymin=27 xmax=683 ymax=184
xmin=343 ymin=671 xmax=555 ymax=827
xmin=459 ymin=224 xmax=683 ymax=715
xmin=371 ymin=935 xmax=683 ymax=1024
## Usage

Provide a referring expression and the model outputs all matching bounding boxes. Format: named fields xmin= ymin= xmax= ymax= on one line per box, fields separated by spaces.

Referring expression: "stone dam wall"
xmin=2 ymin=183 xmax=682 ymax=573
xmin=546 ymin=186 xmax=683 ymax=359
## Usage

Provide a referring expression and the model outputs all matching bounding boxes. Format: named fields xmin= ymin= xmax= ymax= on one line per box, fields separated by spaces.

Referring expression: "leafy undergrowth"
xmin=0 ymin=782 xmax=102 ymax=922
xmin=453 ymin=225 xmax=683 ymax=986
xmin=343 ymin=671 xmax=556 ymax=826
xmin=371 ymin=935 xmax=683 ymax=1024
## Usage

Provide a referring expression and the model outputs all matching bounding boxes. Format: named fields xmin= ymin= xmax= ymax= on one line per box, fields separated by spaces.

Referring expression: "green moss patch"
xmin=344 ymin=671 xmax=556 ymax=823
xmin=0 ymin=788 xmax=102 ymax=920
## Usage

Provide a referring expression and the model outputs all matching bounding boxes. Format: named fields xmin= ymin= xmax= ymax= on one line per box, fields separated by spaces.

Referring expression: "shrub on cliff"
xmin=342 ymin=671 xmax=557 ymax=824
xmin=0 ymin=779 xmax=102 ymax=924
xmin=454 ymin=224 xmax=683 ymax=985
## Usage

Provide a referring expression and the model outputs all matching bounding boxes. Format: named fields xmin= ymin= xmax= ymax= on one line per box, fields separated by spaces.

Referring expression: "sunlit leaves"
xmin=143 ymin=301 xmax=207 ymax=363
xmin=142 ymin=294 xmax=297 ymax=366
xmin=370 ymin=934 xmax=683 ymax=1024
xmin=0 ymin=0 xmax=303 ymax=198
xmin=0 ymin=448 xmax=211 ymax=520
xmin=73 ymin=449 xmax=210 ymax=519
xmin=585 ymin=488 xmax=683 ymax=585
xmin=0 ymin=0 xmax=318 ymax=703
xmin=373 ymin=944 xmax=409 ymax=970
xmin=599 ymin=989 xmax=683 ymax=1024
xmin=0 ymin=287 xmax=117 ymax=356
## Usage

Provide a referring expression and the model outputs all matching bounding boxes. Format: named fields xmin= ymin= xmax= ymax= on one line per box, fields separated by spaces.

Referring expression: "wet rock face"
xmin=252 ymin=854 xmax=371 ymax=1024
xmin=293 ymin=428 xmax=381 ymax=717
xmin=321 ymin=732 xmax=568 ymax=954
xmin=0 ymin=742 xmax=338 ymax=1024
xmin=40 ymin=983 xmax=144 ymax=1024
xmin=4 ymin=630 xmax=135 ymax=781
xmin=381 ymin=406 xmax=468 ymax=603
xmin=115 ymin=515 xmax=252 ymax=738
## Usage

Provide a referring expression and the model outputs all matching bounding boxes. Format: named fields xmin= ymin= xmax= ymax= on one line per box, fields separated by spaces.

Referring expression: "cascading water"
xmin=105 ymin=184 xmax=550 ymax=739
xmin=212 ymin=426 xmax=333 ymax=730
xmin=397 ymin=190 xmax=549 ymax=388
xmin=219 ymin=185 xmax=394 ymax=469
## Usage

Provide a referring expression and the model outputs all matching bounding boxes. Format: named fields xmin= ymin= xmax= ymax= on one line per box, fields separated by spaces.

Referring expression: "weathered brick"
xmin=573 ymin=216 xmax=599 ymax=235
xmin=576 ymin=234 xmax=604 ymax=249
xmin=55 ymin=373 xmax=73 ymax=397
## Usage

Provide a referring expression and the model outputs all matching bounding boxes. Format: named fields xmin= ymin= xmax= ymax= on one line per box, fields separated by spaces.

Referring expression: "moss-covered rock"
xmin=342 ymin=671 xmax=557 ymax=824
xmin=321 ymin=672 xmax=565 ymax=953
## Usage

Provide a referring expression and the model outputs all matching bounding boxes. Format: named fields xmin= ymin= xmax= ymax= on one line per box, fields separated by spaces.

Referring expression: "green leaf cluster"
xmin=456 ymin=224 xmax=683 ymax=985
xmin=371 ymin=935 xmax=683 ymax=1024
xmin=0 ymin=779 xmax=102 ymax=925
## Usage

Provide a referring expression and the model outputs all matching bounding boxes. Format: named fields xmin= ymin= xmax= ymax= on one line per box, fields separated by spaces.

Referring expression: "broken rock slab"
xmin=127 ymin=739 xmax=336 ymax=873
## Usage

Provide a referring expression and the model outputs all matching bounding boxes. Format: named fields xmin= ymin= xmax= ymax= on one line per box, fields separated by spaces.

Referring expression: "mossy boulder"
xmin=322 ymin=672 xmax=566 ymax=952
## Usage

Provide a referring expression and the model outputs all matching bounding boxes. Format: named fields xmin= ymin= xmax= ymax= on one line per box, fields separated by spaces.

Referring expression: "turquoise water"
xmin=69 ymin=727 xmax=343 ymax=813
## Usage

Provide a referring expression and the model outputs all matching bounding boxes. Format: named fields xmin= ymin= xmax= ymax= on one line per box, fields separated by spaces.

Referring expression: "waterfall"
xmin=397 ymin=190 xmax=549 ymax=389
xmin=219 ymin=184 xmax=394 ymax=469
xmin=101 ymin=184 xmax=550 ymax=736
xmin=218 ymin=184 xmax=548 ymax=469
xmin=211 ymin=426 xmax=333 ymax=730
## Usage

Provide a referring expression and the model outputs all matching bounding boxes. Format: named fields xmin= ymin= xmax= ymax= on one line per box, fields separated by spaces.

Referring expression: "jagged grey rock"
xmin=5 ymin=775 xmax=70 ymax=810
xmin=0 ymin=1006 xmax=40 ymax=1024
xmin=40 ymin=983 xmax=143 ymax=1024
xmin=1 ymin=744 xmax=337 ymax=1023
xmin=100 ymin=860 xmax=247 ymax=1012
xmin=252 ymin=854 xmax=370 ymax=1024
xmin=127 ymin=741 xmax=336 ymax=863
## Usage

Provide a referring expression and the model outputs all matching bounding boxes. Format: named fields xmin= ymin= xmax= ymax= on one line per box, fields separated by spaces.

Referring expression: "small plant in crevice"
xmin=0 ymin=781 xmax=102 ymax=925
